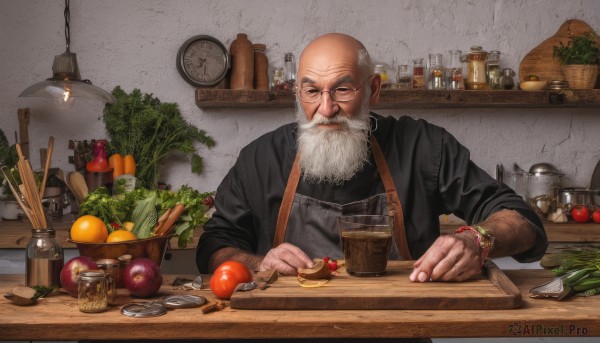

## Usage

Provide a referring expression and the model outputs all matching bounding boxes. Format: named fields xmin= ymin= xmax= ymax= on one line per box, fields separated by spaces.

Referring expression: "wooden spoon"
xmin=68 ymin=171 xmax=88 ymax=204
xmin=39 ymin=136 xmax=55 ymax=198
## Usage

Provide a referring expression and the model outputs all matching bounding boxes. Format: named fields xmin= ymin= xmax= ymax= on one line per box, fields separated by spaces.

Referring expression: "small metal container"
xmin=558 ymin=188 xmax=594 ymax=212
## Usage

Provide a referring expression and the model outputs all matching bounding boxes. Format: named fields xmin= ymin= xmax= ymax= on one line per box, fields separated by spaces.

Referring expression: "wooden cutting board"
xmin=519 ymin=19 xmax=599 ymax=83
xmin=230 ymin=260 xmax=522 ymax=310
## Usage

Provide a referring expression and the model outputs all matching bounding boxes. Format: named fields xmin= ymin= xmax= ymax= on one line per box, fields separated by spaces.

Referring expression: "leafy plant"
xmin=0 ymin=129 xmax=18 ymax=196
xmin=553 ymin=32 xmax=600 ymax=65
xmin=103 ymin=86 xmax=215 ymax=189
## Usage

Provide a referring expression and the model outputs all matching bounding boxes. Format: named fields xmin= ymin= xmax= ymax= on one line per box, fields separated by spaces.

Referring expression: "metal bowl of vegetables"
xmin=70 ymin=234 xmax=172 ymax=266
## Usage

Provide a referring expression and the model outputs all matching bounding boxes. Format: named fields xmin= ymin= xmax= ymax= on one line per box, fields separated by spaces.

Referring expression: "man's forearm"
xmin=208 ymin=247 xmax=264 ymax=273
xmin=477 ymin=209 xmax=539 ymax=258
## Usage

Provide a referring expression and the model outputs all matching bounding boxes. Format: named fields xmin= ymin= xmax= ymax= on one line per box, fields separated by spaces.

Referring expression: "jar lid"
xmin=117 ymin=254 xmax=132 ymax=264
xmin=162 ymin=295 xmax=207 ymax=309
xmin=529 ymin=163 xmax=562 ymax=175
xmin=121 ymin=302 xmax=168 ymax=318
xmin=80 ymin=270 xmax=107 ymax=281
xmin=96 ymin=258 xmax=119 ymax=268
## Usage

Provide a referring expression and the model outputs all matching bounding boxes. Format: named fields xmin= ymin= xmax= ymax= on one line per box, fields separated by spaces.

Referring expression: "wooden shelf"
xmin=196 ymin=88 xmax=600 ymax=109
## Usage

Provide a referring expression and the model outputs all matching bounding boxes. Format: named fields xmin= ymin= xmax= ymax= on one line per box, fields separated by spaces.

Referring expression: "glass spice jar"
xmin=445 ymin=50 xmax=464 ymax=90
xmin=374 ymin=64 xmax=390 ymax=88
xmin=396 ymin=64 xmax=411 ymax=89
xmin=487 ymin=50 xmax=501 ymax=89
xmin=428 ymin=53 xmax=444 ymax=90
xmin=96 ymin=258 xmax=121 ymax=288
xmin=78 ymin=270 xmax=116 ymax=313
xmin=466 ymin=46 xmax=489 ymax=90
xmin=271 ymin=67 xmax=285 ymax=90
xmin=412 ymin=58 xmax=425 ymax=89
xmin=500 ymin=68 xmax=516 ymax=90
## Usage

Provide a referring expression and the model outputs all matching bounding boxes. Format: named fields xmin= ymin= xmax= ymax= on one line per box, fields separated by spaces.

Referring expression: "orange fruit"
xmin=106 ymin=230 xmax=137 ymax=243
xmin=70 ymin=215 xmax=109 ymax=243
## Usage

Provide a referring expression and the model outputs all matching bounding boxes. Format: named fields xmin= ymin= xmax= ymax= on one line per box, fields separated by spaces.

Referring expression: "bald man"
xmin=196 ymin=33 xmax=547 ymax=282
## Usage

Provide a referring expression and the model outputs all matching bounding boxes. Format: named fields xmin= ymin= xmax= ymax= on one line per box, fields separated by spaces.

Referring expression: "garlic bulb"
xmin=548 ymin=208 xmax=568 ymax=223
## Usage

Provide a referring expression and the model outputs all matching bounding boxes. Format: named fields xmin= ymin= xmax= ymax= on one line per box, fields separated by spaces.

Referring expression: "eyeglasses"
xmin=296 ymin=84 xmax=365 ymax=103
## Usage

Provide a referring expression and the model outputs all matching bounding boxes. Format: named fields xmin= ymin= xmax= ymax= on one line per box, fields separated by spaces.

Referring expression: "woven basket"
xmin=562 ymin=65 xmax=599 ymax=89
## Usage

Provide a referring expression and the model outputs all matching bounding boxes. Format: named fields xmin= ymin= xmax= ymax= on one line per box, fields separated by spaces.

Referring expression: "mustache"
xmin=300 ymin=113 xmax=350 ymax=129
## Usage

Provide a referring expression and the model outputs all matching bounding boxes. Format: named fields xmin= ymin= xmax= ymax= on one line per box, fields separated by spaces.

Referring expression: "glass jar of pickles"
xmin=466 ymin=46 xmax=489 ymax=90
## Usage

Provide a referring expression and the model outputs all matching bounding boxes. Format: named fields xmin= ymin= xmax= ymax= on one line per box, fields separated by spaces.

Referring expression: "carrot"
xmin=123 ymin=154 xmax=136 ymax=176
xmin=108 ymin=154 xmax=124 ymax=178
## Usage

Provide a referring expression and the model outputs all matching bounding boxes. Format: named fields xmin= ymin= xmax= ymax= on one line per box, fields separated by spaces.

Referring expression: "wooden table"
xmin=1 ymin=266 xmax=599 ymax=340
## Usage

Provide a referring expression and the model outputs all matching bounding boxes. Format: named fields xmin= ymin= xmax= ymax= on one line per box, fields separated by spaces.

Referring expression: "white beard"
xmin=295 ymin=100 xmax=371 ymax=185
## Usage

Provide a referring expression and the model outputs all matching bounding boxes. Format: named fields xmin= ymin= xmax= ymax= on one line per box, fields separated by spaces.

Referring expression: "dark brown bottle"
xmin=230 ymin=33 xmax=254 ymax=90
xmin=253 ymin=44 xmax=269 ymax=90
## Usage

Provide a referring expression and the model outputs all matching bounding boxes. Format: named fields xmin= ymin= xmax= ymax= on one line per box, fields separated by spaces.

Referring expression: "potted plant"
xmin=553 ymin=32 xmax=600 ymax=89
xmin=103 ymin=86 xmax=215 ymax=189
xmin=0 ymin=129 xmax=21 ymax=220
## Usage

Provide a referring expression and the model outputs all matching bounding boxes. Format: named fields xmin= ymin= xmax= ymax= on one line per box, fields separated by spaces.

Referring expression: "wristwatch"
xmin=454 ymin=225 xmax=495 ymax=266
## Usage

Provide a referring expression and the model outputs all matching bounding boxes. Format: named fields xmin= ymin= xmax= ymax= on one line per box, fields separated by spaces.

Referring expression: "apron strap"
xmin=273 ymin=152 xmax=301 ymax=248
xmin=273 ymin=137 xmax=412 ymax=260
xmin=370 ymin=136 xmax=413 ymax=260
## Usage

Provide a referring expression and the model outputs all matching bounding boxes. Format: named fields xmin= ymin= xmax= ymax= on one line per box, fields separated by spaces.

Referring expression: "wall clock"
xmin=177 ymin=35 xmax=230 ymax=87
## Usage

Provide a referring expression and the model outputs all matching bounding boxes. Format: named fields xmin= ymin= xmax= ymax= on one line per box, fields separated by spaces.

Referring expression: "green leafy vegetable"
xmin=103 ymin=86 xmax=215 ymax=189
xmin=131 ymin=192 xmax=158 ymax=239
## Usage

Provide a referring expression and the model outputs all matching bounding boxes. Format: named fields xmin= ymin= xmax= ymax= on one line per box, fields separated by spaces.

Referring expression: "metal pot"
xmin=526 ymin=163 xmax=563 ymax=215
xmin=557 ymin=187 xmax=593 ymax=212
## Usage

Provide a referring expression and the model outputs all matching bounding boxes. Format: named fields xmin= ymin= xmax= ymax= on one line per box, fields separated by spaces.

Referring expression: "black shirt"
xmin=196 ymin=113 xmax=547 ymax=273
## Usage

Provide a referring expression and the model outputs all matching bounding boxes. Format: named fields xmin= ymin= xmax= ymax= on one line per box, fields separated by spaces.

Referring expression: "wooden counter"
xmin=0 ymin=215 xmax=201 ymax=249
xmin=1 ymin=265 xmax=599 ymax=340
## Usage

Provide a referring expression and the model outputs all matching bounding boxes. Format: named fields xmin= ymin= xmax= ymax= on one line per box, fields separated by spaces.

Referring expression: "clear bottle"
xmin=487 ymin=50 xmax=501 ymax=89
xmin=284 ymin=53 xmax=296 ymax=88
xmin=412 ymin=58 xmax=425 ymax=89
xmin=396 ymin=64 xmax=411 ymax=89
xmin=446 ymin=50 xmax=464 ymax=90
xmin=500 ymin=68 xmax=516 ymax=90
xmin=26 ymin=226 xmax=63 ymax=288
xmin=78 ymin=270 xmax=115 ymax=313
xmin=374 ymin=64 xmax=390 ymax=88
xmin=428 ymin=53 xmax=444 ymax=90
xmin=466 ymin=46 xmax=489 ymax=90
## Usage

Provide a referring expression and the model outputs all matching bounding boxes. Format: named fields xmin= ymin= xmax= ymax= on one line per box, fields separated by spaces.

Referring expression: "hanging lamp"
xmin=19 ymin=0 xmax=115 ymax=107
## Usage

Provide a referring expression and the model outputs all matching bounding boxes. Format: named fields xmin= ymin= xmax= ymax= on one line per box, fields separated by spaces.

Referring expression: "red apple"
xmin=60 ymin=256 xmax=98 ymax=297
xmin=123 ymin=258 xmax=163 ymax=298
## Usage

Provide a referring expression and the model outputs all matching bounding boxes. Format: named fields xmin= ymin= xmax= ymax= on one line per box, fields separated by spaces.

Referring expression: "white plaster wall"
xmin=1 ymin=0 xmax=600 ymax=193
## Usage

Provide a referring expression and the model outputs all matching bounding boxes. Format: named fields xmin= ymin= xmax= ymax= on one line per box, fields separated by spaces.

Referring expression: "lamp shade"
xmin=19 ymin=51 xmax=115 ymax=104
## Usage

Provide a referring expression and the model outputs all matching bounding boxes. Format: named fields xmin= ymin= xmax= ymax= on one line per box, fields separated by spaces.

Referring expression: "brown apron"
xmin=272 ymin=136 xmax=412 ymax=260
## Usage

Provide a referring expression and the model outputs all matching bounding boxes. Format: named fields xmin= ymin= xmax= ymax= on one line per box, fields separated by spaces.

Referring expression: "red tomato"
xmin=593 ymin=209 xmax=600 ymax=223
xmin=209 ymin=269 xmax=240 ymax=300
xmin=571 ymin=205 xmax=591 ymax=223
xmin=214 ymin=261 xmax=253 ymax=284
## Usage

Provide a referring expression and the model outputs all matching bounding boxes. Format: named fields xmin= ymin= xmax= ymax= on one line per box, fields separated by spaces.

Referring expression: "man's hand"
xmin=259 ymin=243 xmax=315 ymax=276
xmin=409 ymin=232 xmax=482 ymax=282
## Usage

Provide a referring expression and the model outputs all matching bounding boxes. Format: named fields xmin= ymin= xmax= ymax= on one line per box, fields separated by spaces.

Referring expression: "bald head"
xmin=299 ymin=33 xmax=373 ymax=81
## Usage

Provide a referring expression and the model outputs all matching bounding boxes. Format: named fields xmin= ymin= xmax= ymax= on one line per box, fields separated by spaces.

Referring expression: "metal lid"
xmin=121 ymin=302 xmax=168 ymax=318
xmin=80 ymin=270 xmax=107 ymax=281
xmin=529 ymin=162 xmax=561 ymax=175
xmin=96 ymin=258 xmax=119 ymax=268
xmin=162 ymin=295 xmax=206 ymax=309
